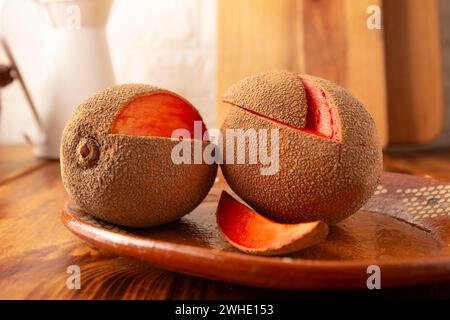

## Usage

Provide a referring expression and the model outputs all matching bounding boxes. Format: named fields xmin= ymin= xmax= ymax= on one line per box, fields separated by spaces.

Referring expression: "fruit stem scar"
xmin=79 ymin=144 xmax=90 ymax=158
xmin=76 ymin=137 xmax=99 ymax=168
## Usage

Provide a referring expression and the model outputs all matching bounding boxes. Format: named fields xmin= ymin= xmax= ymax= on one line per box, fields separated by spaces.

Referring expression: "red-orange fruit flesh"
xmin=302 ymin=79 xmax=341 ymax=142
xmin=216 ymin=191 xmax=329 ymax=256
xmin=111 ymin=93 xmax=206 ymax=139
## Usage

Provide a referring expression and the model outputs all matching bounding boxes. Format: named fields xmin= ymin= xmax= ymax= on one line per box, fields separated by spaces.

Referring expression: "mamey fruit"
xmin=216 ymin=191 xmax=329 ymax=255
xmin=61 ymin=84 xmax=217 ymax=227
xmin=221 ymin=71 xmax=382 ymax=224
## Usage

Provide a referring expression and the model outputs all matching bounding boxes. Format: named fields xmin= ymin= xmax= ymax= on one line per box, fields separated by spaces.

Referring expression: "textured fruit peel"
xmin=231 ymin=79 xmax=342 ymax=142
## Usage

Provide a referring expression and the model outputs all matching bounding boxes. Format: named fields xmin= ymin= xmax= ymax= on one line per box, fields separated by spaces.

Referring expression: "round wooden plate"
xmin=61 ymin=172 xmax=450 ymax=290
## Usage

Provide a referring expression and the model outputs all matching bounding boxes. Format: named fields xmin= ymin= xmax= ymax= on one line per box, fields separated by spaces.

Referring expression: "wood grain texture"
xmin=62 ymin=171 xmax=450 ymax=290
xmin=1 ymin=145 xmax=450 ymax=298
xmin=0 ymin=145 xmax=47 ymax=186
xmin=431 ymin=0 xmax=450 ymax=147
xmin=217 ymin=0 xmax=305 ymax=128
xmin=384 ymin=0 xmax=444 ymax=144
xmin=384 ymin=147 xmax=450 ymax=182
xmin=303 ymin=0 xmax=387 ymax=146
xmin=217 ymin=0 xmax=388 ymax=146
xmin=343 ymin=0 xmax=387 ymax=146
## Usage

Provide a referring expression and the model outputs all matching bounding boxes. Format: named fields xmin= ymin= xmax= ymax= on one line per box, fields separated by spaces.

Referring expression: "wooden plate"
xmin=61 ymin=172 xmax=450 ymax=290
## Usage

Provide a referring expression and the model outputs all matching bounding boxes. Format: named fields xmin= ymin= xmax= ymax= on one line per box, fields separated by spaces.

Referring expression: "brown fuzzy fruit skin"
xmin=223 ymin=70 xmax=307 ymax=129
xmin=221 ymin=72 xmax=382 ymax=225
xmin=61 ymin=84 xmax=217 ymax=228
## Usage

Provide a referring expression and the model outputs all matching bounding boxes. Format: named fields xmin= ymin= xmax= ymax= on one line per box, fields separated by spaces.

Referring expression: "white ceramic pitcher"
xmin=33 ymin=0 xmax=115 ymax=159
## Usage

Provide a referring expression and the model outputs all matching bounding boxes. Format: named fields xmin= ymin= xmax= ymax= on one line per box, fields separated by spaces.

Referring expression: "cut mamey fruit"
xmin=112 ymin=93 xmax=206 ymax=139
xmin=221 ymin=71 xmax=382 ymax=224
xmin=61 ymin=84 xmax=217 ymax=228
xmin=216 ymin=191 xmax=329 ymax=256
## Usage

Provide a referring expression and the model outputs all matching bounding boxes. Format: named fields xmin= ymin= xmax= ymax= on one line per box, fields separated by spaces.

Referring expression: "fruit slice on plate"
xmin=216 ymin=191 xmax=329 ymax=256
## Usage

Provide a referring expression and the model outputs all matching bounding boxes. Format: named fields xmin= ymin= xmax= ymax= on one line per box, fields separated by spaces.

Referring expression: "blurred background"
xmin=0 ymin=0 xmax=448 ymax=153
xmin=1 ymin=0 xmax=450 ymax=300
xmin=0 ymin=0 xmax=215 ymax=152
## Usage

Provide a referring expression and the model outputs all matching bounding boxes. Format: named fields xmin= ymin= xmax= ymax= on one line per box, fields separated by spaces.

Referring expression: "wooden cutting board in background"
xmin=217 ymin=0 xmax=388 ymax=146
xmin=384 ymin=0 xmax=443 ymax=144
xmin=217 ymin=0 xmax=305 ymax=130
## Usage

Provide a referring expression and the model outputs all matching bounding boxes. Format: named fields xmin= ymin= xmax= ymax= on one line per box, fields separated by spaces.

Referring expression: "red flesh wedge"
xmin=112 ymin=93 xmax=206 ymax=139
xmin=216 ymin=191 xmax=329 ymax=256
xmin=302 ymin=79 xmax=341 ymax=142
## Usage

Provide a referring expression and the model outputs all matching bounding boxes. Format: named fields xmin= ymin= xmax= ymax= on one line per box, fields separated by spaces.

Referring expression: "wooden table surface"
xmin=1 ymin=144 xmax=450 ymax=300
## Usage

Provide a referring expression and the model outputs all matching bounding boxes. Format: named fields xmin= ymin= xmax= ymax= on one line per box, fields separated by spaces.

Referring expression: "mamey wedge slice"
xmin=216 ymin=191 xmax=329 ymax=256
